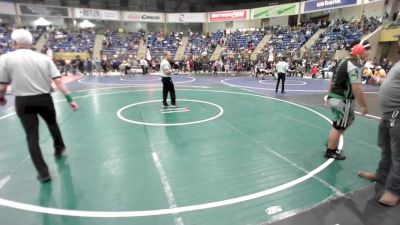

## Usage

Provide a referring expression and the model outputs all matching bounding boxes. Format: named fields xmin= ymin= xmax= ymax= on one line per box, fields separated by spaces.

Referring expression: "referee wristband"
xmin=65 ymin=95 xmax=73 ymax=103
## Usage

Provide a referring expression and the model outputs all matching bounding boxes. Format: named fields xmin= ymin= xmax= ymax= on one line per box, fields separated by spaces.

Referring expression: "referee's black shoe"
xmin=37 ymin=174 xmax=51 ymax=183
xmin=162 ymin=103 xmax=169 ymax=109
xmin=324 ymin=149 xmax=346 ymax=160
xmin=54 ymin=148 xmax=65 ymax=159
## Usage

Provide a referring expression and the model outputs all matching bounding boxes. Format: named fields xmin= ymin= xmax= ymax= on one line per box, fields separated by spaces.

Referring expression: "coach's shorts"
xmin=328 ymin=98 xmax=355 ymax=130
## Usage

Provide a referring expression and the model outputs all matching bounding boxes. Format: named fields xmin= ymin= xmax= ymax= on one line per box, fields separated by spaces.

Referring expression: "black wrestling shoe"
xmin=324 ymin=149 xmax=346 ymax=160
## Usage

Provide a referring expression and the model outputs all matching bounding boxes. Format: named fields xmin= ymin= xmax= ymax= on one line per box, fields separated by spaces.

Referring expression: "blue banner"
xmin=304 ymin=0 xmax=358 ymax=12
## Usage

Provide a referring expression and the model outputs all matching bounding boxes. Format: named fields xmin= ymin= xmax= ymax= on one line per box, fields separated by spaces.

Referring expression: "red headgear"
xmin=350 ymin=40 xmax=371 ymax=56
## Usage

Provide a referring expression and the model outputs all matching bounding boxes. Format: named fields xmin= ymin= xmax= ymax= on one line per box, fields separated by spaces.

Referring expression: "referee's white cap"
xmin=11 ymin=29 xmax=33 ymax=45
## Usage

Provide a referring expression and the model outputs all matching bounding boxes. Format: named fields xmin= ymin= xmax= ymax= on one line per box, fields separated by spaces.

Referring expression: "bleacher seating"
xmin=0 ymin=26 xmax=12 ymax=55
xmin=311 ymin=17 xmax=382 ymax=51
xmin=268 ymin=24 xmax=318 ymax=53
xmin=184 ymin=31 xmax=223 ymax=57
xmin=101 ymin=31 xmax=141 ymax=56
xmin=226 ymin=30 xmax=265 ymax=53
xmin=147 ymin=32 xmax=181 ymax=61
xmin=45 ymin=29 xmax=96 ymax=53
xmin=0 ymin=24 xmax=44 ymax=55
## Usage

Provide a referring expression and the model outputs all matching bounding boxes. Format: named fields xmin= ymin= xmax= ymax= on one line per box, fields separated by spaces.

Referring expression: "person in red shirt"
xmin=310 ymin=64 xmax=319 ymax=78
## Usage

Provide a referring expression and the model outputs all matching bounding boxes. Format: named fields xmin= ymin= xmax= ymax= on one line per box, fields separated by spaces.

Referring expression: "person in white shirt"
xmin=160 ymin=51 xmax=176 ymax=108
xmin=140 ymin=57 xmax=148 ymax=75
xmin=0 ymin=29 xmax=79 ymax=183
xmin=275 ymin=57 xmax=289 ymax=93
xmin=46 ymin=48 xmax=53 ymax=59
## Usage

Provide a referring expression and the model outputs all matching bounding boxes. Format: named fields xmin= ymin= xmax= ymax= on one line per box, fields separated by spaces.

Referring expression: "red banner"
xmin=209 ymin=10 xmax=248 ymax=22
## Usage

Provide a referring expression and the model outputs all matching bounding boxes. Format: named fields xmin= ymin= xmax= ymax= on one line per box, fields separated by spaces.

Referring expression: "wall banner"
xmin=303 ymin=0 xmax=358 ymax=13
xmin=167 ymin=13 xmax=206 ymax=23
xmin=252 ymin=3 xmax=299 ymax=19
xmin=123 ymin=11 xmax=164 ymax=23
xmin=74 ymin=8 xmax=120 ymax=21
xmin=18 ymin=4 xmax=70 ymax=17
xmin=209 ymin=10 xmax=249 ymax=22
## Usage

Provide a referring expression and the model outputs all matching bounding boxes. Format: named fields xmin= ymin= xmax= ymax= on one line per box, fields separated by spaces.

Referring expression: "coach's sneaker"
xmin=358 ymin=171 xmax=385 ymax=184
xmin=379 ymin=191 xmax=400 ymax=206
xmin=324 ymin=149 xmax=346 ymax=160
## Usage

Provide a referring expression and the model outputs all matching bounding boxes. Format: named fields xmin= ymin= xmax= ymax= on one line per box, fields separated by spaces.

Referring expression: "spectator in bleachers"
xmin=311 ymin=17 xmax=381 ymax=52
xmin=102 ymin=31 xmax=141 ymax=57
xmin=374 ymin=66 xmax=387 ymax=78
xmin=184 ymin=31 xmax=222 ymax=58
xmin=363 ymin=66 xmax=373 ymax=84
xmin=1 ymin=24 xmax=44 ymax=55
xmin=46 ymin=28 xmax=95 ymax=54
xmin=147 ymin=32 xmax=181 ymax=61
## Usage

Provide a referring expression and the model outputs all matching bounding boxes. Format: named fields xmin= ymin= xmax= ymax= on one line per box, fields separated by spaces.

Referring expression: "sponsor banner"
xmin=18 ymin=4 xmax=70 ymax=17
xmin=252 ymin=3 xmax=299 ymax=19
xmin=74 ymin=8 xmax=120 ymax=20
xmin=304 ymin=0 xmax=358 ymax=13
xmin=0 ymin=2 xmax=16 ymax=15
xmin=167 ymin=13 xmax=206 ymax=23
xmin=208 ymin=10 xmax=249 ymax=22
xmin=123 ymin=11 xmax=164 ymax=23
xmin=362 ymin=0 xmax=384 ymax=4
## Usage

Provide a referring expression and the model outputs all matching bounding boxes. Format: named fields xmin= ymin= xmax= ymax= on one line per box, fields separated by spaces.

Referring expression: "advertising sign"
xmin=74 ymin=8 xmax=120 ymax=21
xmin=18 ymin=4 xmax=70 ymax=17
xmin=252 ymin=3 xmax=299 ymax=19
xmin=304 ymin=0 xmax=358 ymax=12
xmin=167 ymin=13 xmax=206 ymax=23
xmin=209 ymin=10 xmax=249 ymax=22
xmin=123 ymin=11 xmax=164 ymax=23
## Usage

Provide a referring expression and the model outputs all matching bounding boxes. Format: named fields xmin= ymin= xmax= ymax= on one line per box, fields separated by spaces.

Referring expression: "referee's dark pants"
xmin=161 ymin=77 xmax=176 ymax=106
xmin=275 ymin=72 xmax=286 ymax=93
xmin=15 ymin=94 xmax=65 ymax=177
